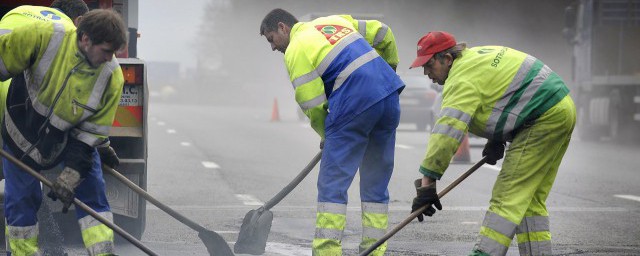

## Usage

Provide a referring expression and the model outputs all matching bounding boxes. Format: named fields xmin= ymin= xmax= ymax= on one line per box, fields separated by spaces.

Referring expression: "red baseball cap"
xmin=409 ymin=31 xmax=457 ymax=68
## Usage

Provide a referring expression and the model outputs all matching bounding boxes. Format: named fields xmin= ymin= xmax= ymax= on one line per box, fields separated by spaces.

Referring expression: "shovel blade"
xmin=234 ymin=209 xmax=274 ymax=255
xmin=198 ymin=229 xmax=235 ymax=256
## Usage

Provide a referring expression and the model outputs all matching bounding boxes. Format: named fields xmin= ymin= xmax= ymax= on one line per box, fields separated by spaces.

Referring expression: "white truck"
xmin=564 ymin=0 xmax=640 ymax=142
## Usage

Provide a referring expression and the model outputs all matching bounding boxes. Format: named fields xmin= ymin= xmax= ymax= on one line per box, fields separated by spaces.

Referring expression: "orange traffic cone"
xmin=451 ymin=134 xmax=471 ymax=164
xmin=271 ymin=97 xmax=280 ymax=122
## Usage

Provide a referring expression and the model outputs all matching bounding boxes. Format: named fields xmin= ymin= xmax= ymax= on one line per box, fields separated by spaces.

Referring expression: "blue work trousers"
xmin=318 ymin=91 xmax=400 ymax=204
xmin=3 ymin=144 xmax=111 ymax=228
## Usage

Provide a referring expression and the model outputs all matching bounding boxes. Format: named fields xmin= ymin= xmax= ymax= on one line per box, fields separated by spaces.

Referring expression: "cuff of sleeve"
xmin=419 ymin=166 xmax=442 ymax=180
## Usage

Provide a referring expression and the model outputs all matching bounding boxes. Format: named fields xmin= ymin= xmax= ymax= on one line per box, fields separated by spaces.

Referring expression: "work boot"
xmin=468 ymin=249 xmax=490 ymax=256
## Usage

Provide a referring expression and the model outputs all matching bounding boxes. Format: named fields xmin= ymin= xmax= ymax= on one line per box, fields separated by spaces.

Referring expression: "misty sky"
xmin=137 ymin=0 xmax=209 ymax=71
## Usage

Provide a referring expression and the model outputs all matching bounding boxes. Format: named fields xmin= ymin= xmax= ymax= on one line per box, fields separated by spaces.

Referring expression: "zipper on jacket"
xmin=72 ymin=98 xmax=97 ymax=115
xmin=23 ymin=61 xmax=84 ymax=160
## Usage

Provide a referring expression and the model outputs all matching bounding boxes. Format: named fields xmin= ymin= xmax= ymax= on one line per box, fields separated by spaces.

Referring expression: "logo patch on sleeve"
xmin=315 ymin=25 xmax=354 ymax=45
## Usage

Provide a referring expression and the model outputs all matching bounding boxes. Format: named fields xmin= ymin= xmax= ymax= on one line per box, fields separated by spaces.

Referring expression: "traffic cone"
xmin=271 ymin=97 xmax=280 ymax=122
xmin=451 ymin=134 xmax=471 ymax=164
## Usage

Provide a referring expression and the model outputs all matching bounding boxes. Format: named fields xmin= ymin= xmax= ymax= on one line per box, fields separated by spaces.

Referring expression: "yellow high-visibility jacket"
xmin=420 ymin=46 xmax=569 ymax=179
xmin=0 ymin=13 xmax=124 ymax=170
xmin=285 ymin=15 xmax=404 ymax=138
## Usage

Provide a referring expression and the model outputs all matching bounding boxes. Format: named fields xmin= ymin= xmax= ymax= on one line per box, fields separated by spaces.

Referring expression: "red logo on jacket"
xmin=315 ymin=25 xmax=354 ymax=45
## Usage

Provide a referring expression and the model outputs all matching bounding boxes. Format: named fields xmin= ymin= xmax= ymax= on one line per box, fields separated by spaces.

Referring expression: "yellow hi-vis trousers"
xmin=474 ymin=95 xmax=576 ymax=256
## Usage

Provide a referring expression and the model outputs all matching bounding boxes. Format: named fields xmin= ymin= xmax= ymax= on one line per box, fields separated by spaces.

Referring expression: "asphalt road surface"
xmin=3 ymin=102 xmax=640 ymax=255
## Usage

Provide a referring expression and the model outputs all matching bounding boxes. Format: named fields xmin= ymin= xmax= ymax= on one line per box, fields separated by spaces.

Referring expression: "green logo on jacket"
xmin=321 ymin=26 xmax=337 ymax=34
xmin=477 ymin=48 xmax=496 ymax=54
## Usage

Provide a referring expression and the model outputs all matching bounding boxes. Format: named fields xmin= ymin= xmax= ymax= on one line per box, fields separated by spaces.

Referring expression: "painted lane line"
xmin=301 ymin=124 xmax=311 ymax=128
xmin=166 ymin=129 xmax=176 ymax=134
xmin=614 ymin=194 xmax=640 ymax=202
xmin=266 ymin=242 xmax=312 ymax=256
xmin=482 ymin=165 xmax=501 ymax=172
xmin=235 ymin=194 xmax=264 ymax=206
xmin=395 ymin=144 xmax=413 ymax=149
xmin=201 ymin=161 xmax=220 ymax=169
xmin=461 ymin=221 xmax=478 ymax=225
xmin=157 ymin=121 xmax=165 ymax=126
xmin=180 ymin=142 xmax=191 ymax=146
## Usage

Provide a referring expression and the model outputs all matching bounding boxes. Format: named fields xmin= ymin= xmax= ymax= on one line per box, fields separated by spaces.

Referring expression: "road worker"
xmin=0 ymin=6 xmax=126 ymax=255
xmin=259 ymin=8 xmax=404 ymax=256
xmin=409 ymin=31 xmax=576 ymax=256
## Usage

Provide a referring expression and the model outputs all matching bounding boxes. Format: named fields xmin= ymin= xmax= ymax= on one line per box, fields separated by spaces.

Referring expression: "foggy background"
xmin=137 ymin=0 xmax=574 ymax=117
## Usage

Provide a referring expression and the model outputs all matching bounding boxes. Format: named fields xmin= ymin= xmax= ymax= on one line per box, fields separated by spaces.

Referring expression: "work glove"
xmin=98 ymin=145 xmax=120 ymax=169
xmin=319 ymin=139 xmax=325 ymax=150
xmin=482 ymin=140 xmax=506 ymax=165
xmin=47 ymin=167 xmax=83 ymax=213
xmin=411 ymin=179 xmax=442 ymax=222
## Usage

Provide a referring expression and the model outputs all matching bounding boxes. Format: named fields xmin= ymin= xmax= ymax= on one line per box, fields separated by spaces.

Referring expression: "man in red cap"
xmin=409 ymin=31 xmax=576 ymax=256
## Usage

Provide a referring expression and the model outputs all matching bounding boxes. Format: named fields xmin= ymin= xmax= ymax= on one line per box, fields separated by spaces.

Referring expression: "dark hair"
xmin=76 ymin=9 xmax=127 ymax=51
xmin=50 ymin=0 xmax=89 ymax=20
xmin=433 ymin=43 xmax=467 ymax=64
xmin=260 ymin=8 xmax=298 ymax=35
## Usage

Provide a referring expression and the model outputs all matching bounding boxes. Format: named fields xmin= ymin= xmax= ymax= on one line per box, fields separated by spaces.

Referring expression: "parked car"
xmin=399 ymin=75 xmax=441 ymax=131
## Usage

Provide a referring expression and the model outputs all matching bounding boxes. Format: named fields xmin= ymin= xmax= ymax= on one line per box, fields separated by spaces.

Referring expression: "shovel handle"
xmin=263 ymin=151 xmax=322 ymax=210
xmin=0 ymin=149 xmax=159 ymax=256
xmin=358 ymin=157 xmax=488 ymax=256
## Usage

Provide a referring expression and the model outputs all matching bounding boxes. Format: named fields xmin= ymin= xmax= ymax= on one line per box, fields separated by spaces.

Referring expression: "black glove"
xmin=98 ymin=145 xmax=120 ymax=168
xmin=47 ymin=167 xmax=82 ymax=213
xmin=482 ymin=140 xmax=506 ymax=165
xmin=411 ymin=179 xmax=442 ymax=222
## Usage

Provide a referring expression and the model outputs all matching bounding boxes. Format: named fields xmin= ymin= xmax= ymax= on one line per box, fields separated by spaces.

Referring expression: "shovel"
xmin=359 ymin=157 xmax=488 ymax=256
xmin=0 ymin=149 xmax=159 ymax=256
xmin=234 ymin=151 xmax=322 ymax=255
xmin=102 ymin=164 xmax=234 ymax=256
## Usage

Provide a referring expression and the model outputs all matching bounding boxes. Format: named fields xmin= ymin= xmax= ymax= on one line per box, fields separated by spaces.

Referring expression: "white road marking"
xmin=395 ymin=144 xmax=413 ymax=149
xmin=157 ymin=121 xmax=165 ymax=126
xmin=180 ymin=142 xmax=191 ymax=146
xmin=461 ymin=221 xmax=478 ymax=225
xmin=482 ymin=165 xmax=502 ymax=172
xmin=266 ymin=242 xmax=311 ymax=256
xmin=301 ymin=124 xmax=311 ymax=128
xmin=166 ymin=129 xmax=176 ymax=134
xmin=235 ymin=194 xmax=264 ymax=206
xmin=614 ymin=194 xmax=640 ymax=202
xmin=201 ymin=161 xmax=220 ymax=169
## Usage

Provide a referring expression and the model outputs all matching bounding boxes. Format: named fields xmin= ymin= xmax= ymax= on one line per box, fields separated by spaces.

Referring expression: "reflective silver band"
xmin=317 ymin=202 xmax=347 ymax=214
xmin=78 ymin=122 xmax=111 ymax=137
xmin=357 ymin=20 xmax=366 ymax=37
xmin=440 ymin=107 xmax=471 ymax=124
xmin=46 ymin=108 xmax=75 ymax=131
xmin=3 ymin=109 xmax=59 ymax=165
xmin=485 ymin=55 xmax=537 ymax=136
xmin=7 ymin=224 xmax=38 ymax=240
xmin=516 ymin=215 xmax=550 ymax=233
xmin=316 ymin=33 xmax=361 ymax=76
xmin=32 ymin=23 xmax=65 ymax=98
xmin=475 ymin=235 xmax=509 ymax=256
xmin=432 ymin=124 xmax=464 ymax=143
xmin=87 ymin=241 xmax=115 ymax=256
xmin=299 ymin=93 xmax=327 ymax=111
xmin=0 ymin=29 xmax=10 ymax=35
xmin=332 ymin=49 xmax=379 ymax=92
xmin=518 ymin=240 xmax=552 ymax=256
xmin=372 ymin=23 xmax=388 ymax=47
xmin=79 ymin=211 xmax=113 ymax=231
xmin=84 ymin=58 xmax=118 ymax=116
xmin=361 ymin=202 xmax=388 ymax=214
xmin=292 ymin=70 xmax=320 ymax=89
xmin=482 ymin=211 xmax=517 ymax=238
xmin=71 ymin=128 xmax=104 ymax=147
xmin=502 ymin=64 xmax=552 ymax=138
xmin=362 ymin=226 xmax=386 ymax=240
xmin=314 ymin=227 xmax=343 ymax=240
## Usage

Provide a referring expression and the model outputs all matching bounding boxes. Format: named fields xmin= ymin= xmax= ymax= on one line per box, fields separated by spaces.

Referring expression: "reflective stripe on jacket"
xmin=285 ymin=15 xmax=404 ymax=138
xmin=339 ymin=15 xmax=399 ymax=68
xmin=420 ymin=46 xmax=569 ymax=179
xmin=0 ymin=16 xmax=124 ymax=168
